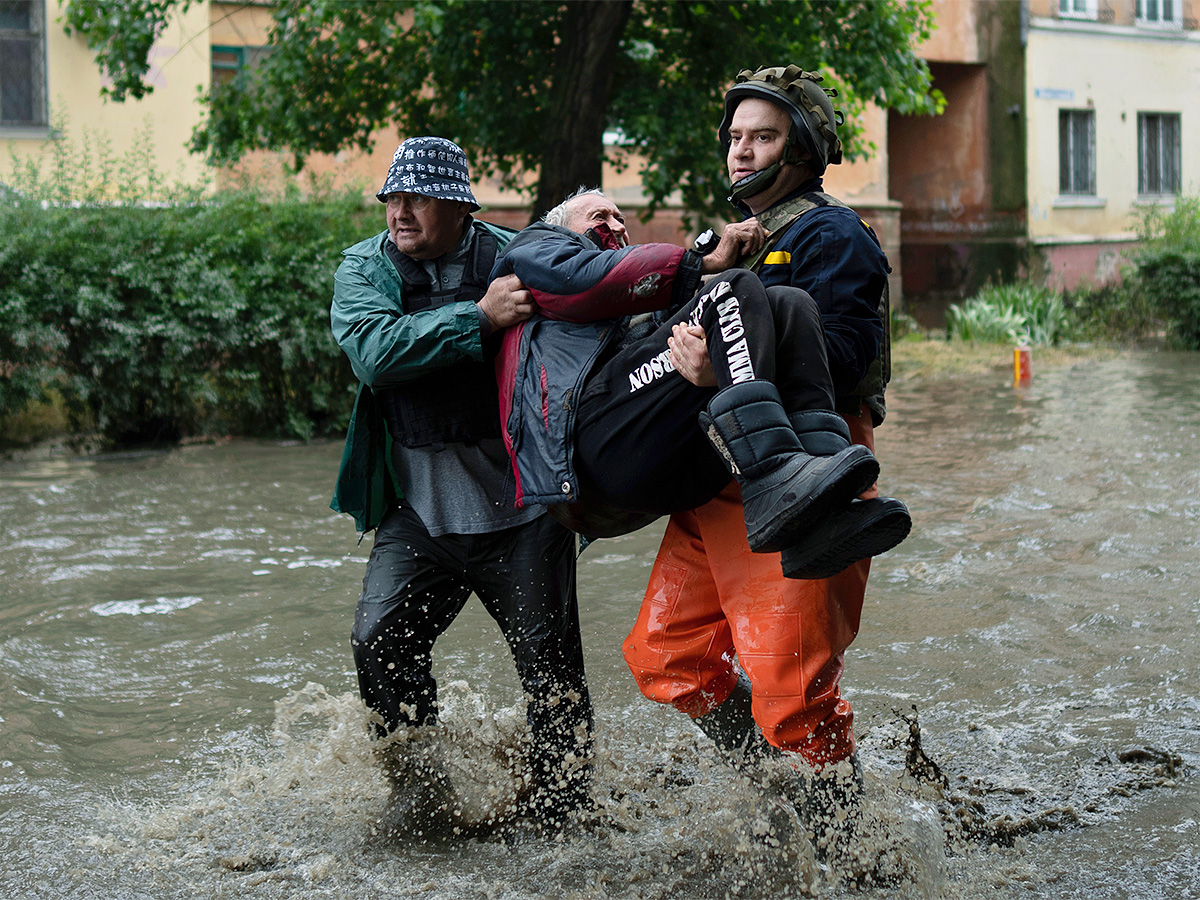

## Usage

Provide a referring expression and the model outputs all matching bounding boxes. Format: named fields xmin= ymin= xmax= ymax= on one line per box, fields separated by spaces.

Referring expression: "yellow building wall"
xmin=210 ymin=0 xmax=273 ymax=45
xmin=209 ymin=0 xmax=403 ymax=200
xmin=1 ymin=0 xmax=211 ymax=195
xmin=1025 ymin=20 xmax=1200 ymax=242
xmin=825 ymin=103 xmax=892 ymax=207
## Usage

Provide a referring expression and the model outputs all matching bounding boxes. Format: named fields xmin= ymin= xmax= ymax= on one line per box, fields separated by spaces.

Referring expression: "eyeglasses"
xmin=385 ymin=193 xmax=435 ymax=211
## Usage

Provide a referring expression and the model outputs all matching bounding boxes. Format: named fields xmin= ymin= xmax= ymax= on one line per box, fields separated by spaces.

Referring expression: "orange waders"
xmin=622 ymin=410 xmax=876 ymax=769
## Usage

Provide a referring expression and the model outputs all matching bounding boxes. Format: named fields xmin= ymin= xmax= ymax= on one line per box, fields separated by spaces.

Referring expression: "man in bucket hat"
xmin=330 ymin=136 xmax=593 ymax=840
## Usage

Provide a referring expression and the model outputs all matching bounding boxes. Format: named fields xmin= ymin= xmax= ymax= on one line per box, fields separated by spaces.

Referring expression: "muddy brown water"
xmin=1 ymin=349 xmax=1197 ymax=899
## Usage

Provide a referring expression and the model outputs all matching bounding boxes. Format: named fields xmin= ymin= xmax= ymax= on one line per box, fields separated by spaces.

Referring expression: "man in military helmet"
xmin=329 ymin=136 xmax=593 ymax=839
xmin=622 ymin=66 xmax=905 ymax=861
xmin=489 ymin=186 xmax=905 ymax=574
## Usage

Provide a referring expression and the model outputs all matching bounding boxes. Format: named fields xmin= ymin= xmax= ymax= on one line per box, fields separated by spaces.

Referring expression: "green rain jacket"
xmin=329 ymin=222 xmax=515 ymax=533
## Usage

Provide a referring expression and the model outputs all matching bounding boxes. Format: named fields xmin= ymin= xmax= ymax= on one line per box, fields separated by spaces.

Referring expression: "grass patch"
xmin=890 ymin=337 xmax=1117 ymax=381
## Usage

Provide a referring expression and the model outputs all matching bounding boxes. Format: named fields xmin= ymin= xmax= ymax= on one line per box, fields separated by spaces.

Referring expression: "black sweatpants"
xmin=573 ymin=269 xmax=835 ymax=516
xmin=351 ymin=504 xmax=592 ymax=789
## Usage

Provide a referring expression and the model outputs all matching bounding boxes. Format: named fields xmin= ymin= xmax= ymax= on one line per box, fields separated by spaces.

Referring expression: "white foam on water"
xmin=90 ymin=596 xmax=206 ymax=617
xmin=62 ymin=684 xmax=1065 ymax=900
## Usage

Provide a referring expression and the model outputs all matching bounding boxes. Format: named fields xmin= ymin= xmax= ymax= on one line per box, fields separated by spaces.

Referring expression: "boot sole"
xmin=781 ymin=498 xmax=912 ymax=579
xmin=746 ymin=446 xmax=879 ymax=553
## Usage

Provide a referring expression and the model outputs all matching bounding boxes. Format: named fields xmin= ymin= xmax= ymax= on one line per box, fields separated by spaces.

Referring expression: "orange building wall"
xmin=889 ymin=63 xmax=991 ymax=239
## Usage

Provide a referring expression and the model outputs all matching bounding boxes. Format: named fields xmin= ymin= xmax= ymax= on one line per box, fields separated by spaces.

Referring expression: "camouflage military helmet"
xmin=718 ymin=65 xmax=845 ymax=175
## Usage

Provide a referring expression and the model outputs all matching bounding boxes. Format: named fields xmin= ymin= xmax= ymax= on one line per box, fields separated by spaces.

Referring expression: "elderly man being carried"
xmin=490 ymin=187 xmax=909 ymax=578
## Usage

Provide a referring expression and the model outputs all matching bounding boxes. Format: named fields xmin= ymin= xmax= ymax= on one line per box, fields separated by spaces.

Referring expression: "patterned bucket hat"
xmin=376 ymin=136 xmax=480 ymax=210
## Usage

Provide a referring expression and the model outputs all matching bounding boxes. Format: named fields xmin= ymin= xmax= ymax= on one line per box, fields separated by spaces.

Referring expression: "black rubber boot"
xmin=778 ymin=753 xmax=865 ymax=863
xmin=693 ymin=671 xmax=779 ymax=770
xmin=376 ymin=750 xmax=477 ymax=842
xmin=781 ymin=497 xmax=912 ymax=579
xmin=699 ymin=382 xmax=879 ymax=552
xmin=779 ymin=410 xmax=912 ymax=579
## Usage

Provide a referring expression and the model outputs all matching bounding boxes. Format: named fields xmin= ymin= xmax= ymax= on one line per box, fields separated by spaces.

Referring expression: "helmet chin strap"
xmin=727 ymin=144 xmax=807 ymax=207
xmin=727 ymin=160 xmax=782 ymax=205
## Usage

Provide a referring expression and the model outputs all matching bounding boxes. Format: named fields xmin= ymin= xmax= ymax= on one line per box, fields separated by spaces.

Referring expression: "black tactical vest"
xmin=745 ymin=191 xmax=890 ymax=425
xmin=376 ymin=228 xmax=503 ymax=449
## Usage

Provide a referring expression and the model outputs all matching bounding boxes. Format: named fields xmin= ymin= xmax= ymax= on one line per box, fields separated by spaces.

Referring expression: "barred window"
xmin=1136 ymin=0 xmax=1182 ymax=26
xmin=1138 ymin=113 xmax=1181 ymax=195
xmin=0 ymin=0 xmax=46 ymax=127
xmin=1059 ymin=110 xmax=1096 ymax=196
xmin=1059 ymin=0 xmax=1097 ymax=19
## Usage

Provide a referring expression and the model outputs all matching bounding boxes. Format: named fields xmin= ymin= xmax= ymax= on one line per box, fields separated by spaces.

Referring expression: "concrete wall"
xmin=889 ymin=62 xmax=1002 ymax=326
xmin=891 ymin=63 xmax=992 ymax=239
xmin=1032 ymin=239 xmax=1135 ymax=291
xmin=879 ymin=0 xmax=1033 ymax=326
xmin=920 ymin=0 xmax=985 ymax=62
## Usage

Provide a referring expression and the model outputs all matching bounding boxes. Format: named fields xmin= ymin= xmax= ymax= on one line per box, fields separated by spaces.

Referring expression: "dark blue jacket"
xmin=751 ymin=180 xmax=889 ymax=399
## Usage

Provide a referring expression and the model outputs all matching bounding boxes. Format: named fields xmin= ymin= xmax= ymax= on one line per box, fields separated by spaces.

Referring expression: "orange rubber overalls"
xmin=622 ymin=408 xmax=875 ymax=769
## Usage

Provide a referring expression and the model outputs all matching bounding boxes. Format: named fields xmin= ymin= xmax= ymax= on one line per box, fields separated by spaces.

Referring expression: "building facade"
xmin=892 ymin=0 xmax=1198 ymax=325
xmin=1 ymin=0 xmax=211 ymax=193
xmin=4 ymin=0 xmax=1195 ymax=324
xmin=1025 ymin=0 xmax=1198 ymax=292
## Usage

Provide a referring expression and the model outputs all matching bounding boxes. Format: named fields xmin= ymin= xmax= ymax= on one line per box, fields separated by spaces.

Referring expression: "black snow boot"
xmin=699 ymin=382 xmax=879 ymax=552
xmin=779 ymin=410 xmax=911 ymax=579
xmin=781 ymin=497 xmax=911 ymax=579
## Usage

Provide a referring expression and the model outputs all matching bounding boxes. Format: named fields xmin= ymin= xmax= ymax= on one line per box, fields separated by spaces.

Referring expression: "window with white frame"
xmin=1138 ymin=113 xmax=1181 ymax=195
xmin=1136 ymin=0 xmax=1182 ymax=27
xmin=0 ymin=0 xmax=46 ymax=128
xmin=1059 ymin=109 xmax=1096 ymax=196
xmin=1059 ymin=0 xmax=1098 ymax=19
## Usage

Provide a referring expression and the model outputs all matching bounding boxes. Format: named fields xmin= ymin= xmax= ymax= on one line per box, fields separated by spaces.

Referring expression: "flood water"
xmin=1 ymin=349 xmax=1197 ymax=899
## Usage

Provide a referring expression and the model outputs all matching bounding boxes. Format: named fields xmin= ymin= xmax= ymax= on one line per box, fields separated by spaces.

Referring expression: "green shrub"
xmin=2 ymin=114 xmax=393 ymax=445
xmin=890 ymin=308 xmax=922 ymax=342
xmin=1063 ymin=281 xmax=1162 ymax=343
xmin=188 ymin=190 xmax=375 ymax=440
xmin=945 ymin=282 xmax=1071 ymax=346
xmin=2 ymin=193 xmax=377 ymax=443
xmin=1131 ymin=195 xmax=1200 ymax=349
xmin=0 ymin=185 xmax=376 ymax=444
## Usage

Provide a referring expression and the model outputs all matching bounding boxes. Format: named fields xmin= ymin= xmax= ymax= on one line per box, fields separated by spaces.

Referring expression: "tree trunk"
xmin=531 ymin=0 xmax=634 ymax=223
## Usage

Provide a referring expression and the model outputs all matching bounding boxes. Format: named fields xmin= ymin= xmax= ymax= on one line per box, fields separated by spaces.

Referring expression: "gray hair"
xmin=542 ymin=186 xmax=606 ymax=228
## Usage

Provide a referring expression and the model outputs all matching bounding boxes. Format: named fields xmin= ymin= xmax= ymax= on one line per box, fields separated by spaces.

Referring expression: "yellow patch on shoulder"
xmin=763 ymin=251 xmax=791 ymax=265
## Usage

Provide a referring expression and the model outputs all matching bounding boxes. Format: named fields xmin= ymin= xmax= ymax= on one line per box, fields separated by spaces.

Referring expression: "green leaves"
xmin=65 ymin=0 xmax=941 ymax=223
xmin=63 ymin=0 xmax=197 ymax=102
xmin=0 ymin=189 xmax=371 ymax=444
xmin=1133 ymin=195 xmax=1200 ymax=348
xmin=946 ymin=283 xmax=1071 ymax=347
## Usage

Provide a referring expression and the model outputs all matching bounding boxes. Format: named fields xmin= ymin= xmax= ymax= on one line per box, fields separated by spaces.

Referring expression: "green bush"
xmin=1063 ymin=281 xmax=1162 ymax=343
xmin=0 ymin=190 xmax=376 ymax=443
xmin=1 ymin=114 xmax=392 ymax=445
xmin=1131 ymin=195 xmax=1200 ymax=349
xmin=945 ymin=282 xmax=1071 ymax=346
